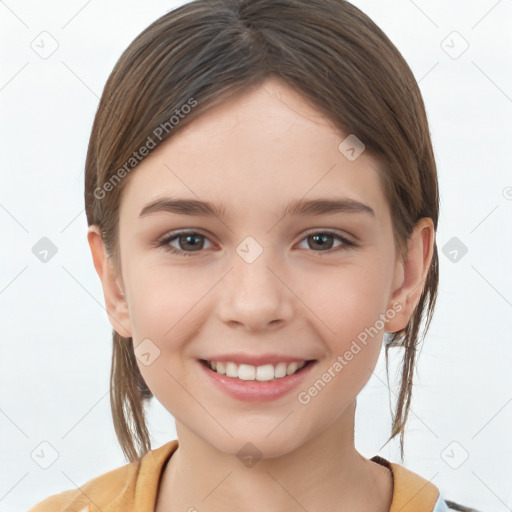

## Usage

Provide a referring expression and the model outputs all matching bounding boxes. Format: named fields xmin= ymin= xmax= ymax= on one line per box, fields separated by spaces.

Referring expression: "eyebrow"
xmin=138 ymin=196 xmax=375 ymax=220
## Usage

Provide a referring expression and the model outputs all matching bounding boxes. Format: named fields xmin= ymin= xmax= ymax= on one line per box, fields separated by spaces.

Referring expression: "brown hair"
xmin=85 ymin=0 xmax=439 ymax=463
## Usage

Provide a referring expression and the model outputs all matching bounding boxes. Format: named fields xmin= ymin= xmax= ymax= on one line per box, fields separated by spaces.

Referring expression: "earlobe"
xmin=87 ymin=226 xmax=132 ymax=338
xmin=385 ymin=218 xmax=435 ymax=334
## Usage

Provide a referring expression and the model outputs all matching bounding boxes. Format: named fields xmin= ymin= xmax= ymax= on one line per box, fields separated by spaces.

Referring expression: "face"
xmin=95 ymin=76 xmax=417 ymax=458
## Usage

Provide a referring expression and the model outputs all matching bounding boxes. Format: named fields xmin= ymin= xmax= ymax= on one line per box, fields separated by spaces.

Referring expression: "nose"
xmin=217 ymin=250 xmax=294 ymax=332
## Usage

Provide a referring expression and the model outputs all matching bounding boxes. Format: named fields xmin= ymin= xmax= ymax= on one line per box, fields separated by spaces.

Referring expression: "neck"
xmin=156 ymin=401 xmax=393 ymax=512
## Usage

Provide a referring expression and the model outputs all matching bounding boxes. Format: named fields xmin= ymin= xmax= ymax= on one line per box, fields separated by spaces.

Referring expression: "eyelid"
xmin=301 ymin=228 xmax=355 ymax=244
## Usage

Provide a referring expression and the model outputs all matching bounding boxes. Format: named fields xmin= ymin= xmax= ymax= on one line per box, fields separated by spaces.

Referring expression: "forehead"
xmin=119 ymin=77 xmax=390 ymax=225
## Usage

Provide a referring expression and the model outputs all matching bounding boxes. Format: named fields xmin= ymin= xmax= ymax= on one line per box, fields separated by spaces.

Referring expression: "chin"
xmin=204 ymin=430 xmax=302 ymax=462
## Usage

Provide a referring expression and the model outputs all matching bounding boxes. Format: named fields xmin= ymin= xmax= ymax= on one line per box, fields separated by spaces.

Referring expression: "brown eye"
xmin=174 ymin=233 xmax=205 ymax=251
xmin=308 ymin=233 xmax=335 ymax=250
xmin=158 ymin=231 xmax=213 ymax=256
xmin=297 ymin=231 xmax=354 ymax=253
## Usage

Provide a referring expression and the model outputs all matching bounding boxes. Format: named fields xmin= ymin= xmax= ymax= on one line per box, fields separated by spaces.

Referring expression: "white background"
xmin=1 ymin=1 xmax=511 ymax=511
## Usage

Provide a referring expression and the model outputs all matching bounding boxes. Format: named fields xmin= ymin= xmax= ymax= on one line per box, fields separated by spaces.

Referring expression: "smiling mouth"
xmin=199 ymin=359 xmax=316 ymax=381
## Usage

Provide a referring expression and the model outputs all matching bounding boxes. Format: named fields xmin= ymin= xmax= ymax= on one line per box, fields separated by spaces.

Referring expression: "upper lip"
xmin=200 ymin=354 xmax=316 ymax=366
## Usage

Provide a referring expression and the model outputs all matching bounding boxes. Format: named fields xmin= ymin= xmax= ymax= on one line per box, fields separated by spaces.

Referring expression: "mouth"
xmin=199 ymin=358 xmax=316 ymax=382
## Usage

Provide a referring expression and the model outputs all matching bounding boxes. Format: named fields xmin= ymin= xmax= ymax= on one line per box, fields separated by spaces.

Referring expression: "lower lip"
xmin=198 ymin=359 xmax=317 ymax=402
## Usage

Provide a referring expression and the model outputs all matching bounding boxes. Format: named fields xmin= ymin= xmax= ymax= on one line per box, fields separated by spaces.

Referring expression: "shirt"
xmin=27 ymin=439 xmax=469 ymax=512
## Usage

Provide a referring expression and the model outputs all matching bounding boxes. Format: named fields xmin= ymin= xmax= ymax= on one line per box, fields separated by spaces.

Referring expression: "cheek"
xmin=304 ymin=257 xmax=391 ymax=343
xmin=125 ymin=264 xmax=212 ymax=342
xmin=298 ymin=269 xmax=389 ymax=414
xmin=124 ymin=267 xmax=213 ymax=402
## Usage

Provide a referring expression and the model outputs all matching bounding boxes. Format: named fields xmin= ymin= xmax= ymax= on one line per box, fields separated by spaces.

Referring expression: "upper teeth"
xmin=208 ymin=361 xmax=307 ymax=381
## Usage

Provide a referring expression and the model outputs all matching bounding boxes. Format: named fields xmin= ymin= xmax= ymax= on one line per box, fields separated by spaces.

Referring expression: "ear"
xmin=87 ymin=225 xmax=132 ymax=338
xmin=385 ymin=217 xmax=435 ymax=333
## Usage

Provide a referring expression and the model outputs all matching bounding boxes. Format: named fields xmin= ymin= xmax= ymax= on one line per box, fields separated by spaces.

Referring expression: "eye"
xmin=156 ymin=230 xmax=354 ymax=257
xmin=157 ymin=231 xmax=213 ymax=257
xmin=297 ymin=231 xmax=354 ymax=253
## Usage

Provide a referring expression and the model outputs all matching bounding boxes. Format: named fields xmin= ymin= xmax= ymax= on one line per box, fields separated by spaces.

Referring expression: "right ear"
xmin=87 ymin=226 xmax=132 ymax=338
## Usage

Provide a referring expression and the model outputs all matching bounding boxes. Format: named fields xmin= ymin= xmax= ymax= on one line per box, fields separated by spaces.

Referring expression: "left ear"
xmin=385 ymin=217 xmax=435 ymax=333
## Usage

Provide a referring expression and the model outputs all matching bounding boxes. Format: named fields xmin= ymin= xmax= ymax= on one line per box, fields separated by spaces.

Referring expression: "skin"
xmin=88 ymin=76 xmax=434 ymax=512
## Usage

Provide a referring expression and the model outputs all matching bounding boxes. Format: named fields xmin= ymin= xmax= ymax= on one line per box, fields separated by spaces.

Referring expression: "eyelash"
xmin=156 ymin=230 xmax=355 ymax=257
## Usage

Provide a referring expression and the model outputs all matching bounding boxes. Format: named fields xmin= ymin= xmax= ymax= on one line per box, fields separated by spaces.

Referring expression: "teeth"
xmin=286 ymin=362 xmax=298 ymax=375
xmin=256 ymin=364 xmax=275 ymax=381
xmin=274 ymin=362 xmax=287 ymax=378
xmin=239 ymin=364 xmax=256 ymax=380
xmin=226 ymin=362 xmax=238 ymax=378
xmin=206 ymin=360 xmax=307 ymax=381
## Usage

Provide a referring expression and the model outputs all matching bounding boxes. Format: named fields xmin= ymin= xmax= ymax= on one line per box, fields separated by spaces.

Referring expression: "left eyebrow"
xmin=138 ymin=197 xmax=375 ymax=220
xmin=281 ymin=197 xmax=375 ymax=218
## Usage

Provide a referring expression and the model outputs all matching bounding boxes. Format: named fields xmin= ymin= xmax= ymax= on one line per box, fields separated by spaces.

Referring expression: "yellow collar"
xmin=371 ymin=455 xmax=439 ymax=512
xmin=30 ymin=439 xmax=440 ymax=512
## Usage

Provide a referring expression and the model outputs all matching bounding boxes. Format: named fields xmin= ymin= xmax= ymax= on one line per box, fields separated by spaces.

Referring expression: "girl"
xmin=29 ymin=0 xmax=480 ymax=510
